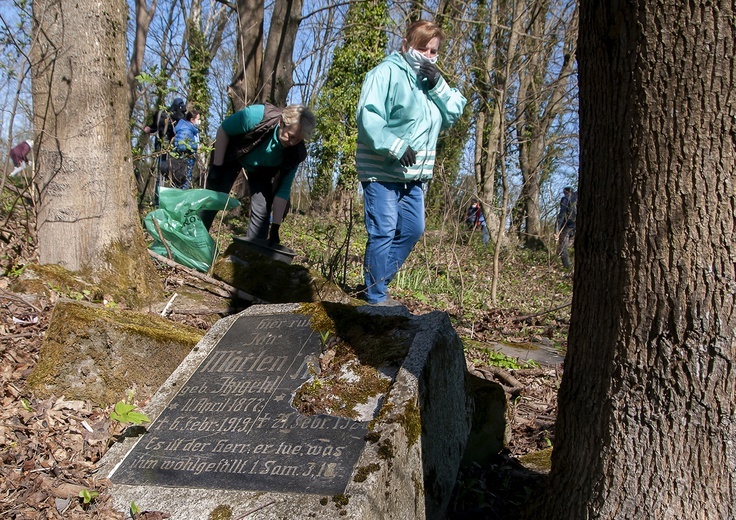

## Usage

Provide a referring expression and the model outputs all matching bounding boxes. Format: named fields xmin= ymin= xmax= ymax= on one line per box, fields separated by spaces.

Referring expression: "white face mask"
xmin=403 ymin=47 xmax=438 ymax=74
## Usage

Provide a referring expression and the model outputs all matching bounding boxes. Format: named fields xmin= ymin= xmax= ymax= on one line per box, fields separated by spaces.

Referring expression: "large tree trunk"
xmin=31 ymin=0 xmax=160 ymax=307
xmin=258 ymin=0 xmax=302 ymax=105
xmin=127 ymin=0 xmax=158 ymax=116
xmin=228 ymin=0 xmax=263 ymax=111
xmin=543 ymin=1 xmax=736 ymax=518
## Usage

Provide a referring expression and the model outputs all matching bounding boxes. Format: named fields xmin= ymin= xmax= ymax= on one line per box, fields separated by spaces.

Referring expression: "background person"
xmin=466 ymin=200 xmax=490 ymax=246
xmin=170 ymin=108 xmax=201 ymax=189
xmin=143 ymin=98 xmax=187 ymax=202
xmin=356 ymin=19 xmax=467 ymax=305
xmin=555 ymin=186 xmax=577 ymax=268
xmin=9 ymin=139 xmax=33 ymax=177
xmin=202 ymin=103 xmax=316 ymax=246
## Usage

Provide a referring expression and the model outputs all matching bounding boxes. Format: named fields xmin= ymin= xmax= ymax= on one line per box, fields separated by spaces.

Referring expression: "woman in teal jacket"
xmin=356 ymin=20 xmax=467 ymax=305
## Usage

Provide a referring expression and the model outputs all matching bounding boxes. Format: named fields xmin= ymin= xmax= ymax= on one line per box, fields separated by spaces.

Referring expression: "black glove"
xmin=208 ymin=162 xmax=224 ymax=180
xmin=399 ymin=146 xmax=416 ymax=167
xmin=268 ymin=223 xmax=281 ymax=246
xmin=419 ymin=62 xmax=441 ymax=89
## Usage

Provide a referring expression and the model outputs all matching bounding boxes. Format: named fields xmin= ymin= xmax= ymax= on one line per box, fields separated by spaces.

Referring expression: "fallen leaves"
xmin=1 ymin=259 xmax=565 ymax=519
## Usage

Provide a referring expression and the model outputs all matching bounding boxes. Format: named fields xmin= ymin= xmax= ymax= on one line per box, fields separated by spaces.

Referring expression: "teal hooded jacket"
xmin=356 ymin=51 xmax=467 ymax=183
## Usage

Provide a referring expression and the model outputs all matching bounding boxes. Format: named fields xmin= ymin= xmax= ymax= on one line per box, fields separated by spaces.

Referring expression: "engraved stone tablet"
xmin=110 ymin=313 xmax=368 ymax=495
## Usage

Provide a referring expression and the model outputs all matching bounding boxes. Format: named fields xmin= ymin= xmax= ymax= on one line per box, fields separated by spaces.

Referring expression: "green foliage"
xmin=130 ymin=502 xmax=141 ymax=515
xmin=187 ymin=21 xmax=212 ymax=133
xmin=472 ymin=347 xmax=538 ymax=370
xmin=320 ymin=330 xmax=332 ymax=346
xmin=311 ymin=0 xmax=389 ymax=199
xmin=282 ymin=210 xmax=365 ymax=289
xmin=6 ymin=263 xmax=25 ymax=278
xmin=110 ymin=400 xmax=151 ymax=426
xmin=135 ymin=72 xmax=157 ymax=85
xmin=78 ymin=488 xmax=99 ymax=505
xmin=285 ymin=211 xmax=572 ymax=346
xmin=132 ymin=69 xmax=177 ymax=167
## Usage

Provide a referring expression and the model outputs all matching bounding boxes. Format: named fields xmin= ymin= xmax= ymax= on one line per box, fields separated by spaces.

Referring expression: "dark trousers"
xmin=200 ymin=161 xmax=272 ymax=239
xmin=557 ymin=228 xmax=575 ymax=268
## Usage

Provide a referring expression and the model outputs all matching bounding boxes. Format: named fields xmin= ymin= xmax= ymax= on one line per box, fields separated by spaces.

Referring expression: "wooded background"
xmin=1 ymin=0 xmax=579 ymax=245
xmin=4 ymin=1 xmax=735 ymax=517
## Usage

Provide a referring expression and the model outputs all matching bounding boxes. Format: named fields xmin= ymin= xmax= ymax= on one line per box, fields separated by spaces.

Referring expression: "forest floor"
xmin=0 ymin=213 xmax=565 ymax=519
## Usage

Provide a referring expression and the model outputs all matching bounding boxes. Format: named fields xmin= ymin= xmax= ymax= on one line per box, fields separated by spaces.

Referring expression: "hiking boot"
xmin=370 ymin=295 xmax=403 ymax=307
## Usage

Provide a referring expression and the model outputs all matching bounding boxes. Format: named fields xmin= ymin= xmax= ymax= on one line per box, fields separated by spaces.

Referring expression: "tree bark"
xmin=258 ymin=0 xmax=302 ymax=105
xmin=515 ymin=0 xmax=577 ymax=243
xmin=127 ymin=0 xmax=158 ymax=116
xmin=471 ymin=0 xmax=521 ymax=244
xmin=229 ymin=0 xmax=264 ymax=111
xmin=31 ymin=0 xmax=161 ymax=307
xmin=543 ymin=1 xmax=736 ymax=518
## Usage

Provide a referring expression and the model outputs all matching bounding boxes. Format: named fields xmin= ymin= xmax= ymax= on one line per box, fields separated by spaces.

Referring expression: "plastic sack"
xmin=144 ymin=187 xmax=240 ymax=272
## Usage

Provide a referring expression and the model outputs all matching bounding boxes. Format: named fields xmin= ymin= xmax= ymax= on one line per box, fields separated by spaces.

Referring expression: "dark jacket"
xmin=556 ymin=191 xmax=577 ymax=232
xmin=147 ymin=99 xmax=186 ymax=146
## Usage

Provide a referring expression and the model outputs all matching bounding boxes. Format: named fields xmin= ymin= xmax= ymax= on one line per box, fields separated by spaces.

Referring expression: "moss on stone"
xmin=289 ymin=302 xmax=411 ymax=419
xmin=15 ymin=264 xmax=103 ymax=301
xmin=27 ymin=300 xmax=203 ymax=405
xmin=8 ymin=277 xmax=53 ymax=299
xmin=11 ymin=248 xmax=162 ymax=311
xmin=292 ymin=360 xmax=391 ymax=419
xmin=367 ymin=394 xmax=420 ymax=446
xmin=331 ymin=493 xmax=350 ymax=508
xmin=99 ymin=238 xmax=163 ymax=309
xmin=211 ymin=243 xmax=315 ymax=303
xmin=353 ymin=462 xmax=381 ymax=483
xmin=377 ymin=439 xmax=394 ymax=460
xmin=299 ymin=302 xmax=411 ymax=367
xmin=208 ymin=505 xmax=233 ymax=520
xmin=518 ymin=447 xmax=553 ymax=473
xmin=369 ymin=401 xmax=394 ymax=432
xmin=365 ymin=430 xmax=381 ymax=443
xmin=396 ymin=397 xmax=421 ymax=447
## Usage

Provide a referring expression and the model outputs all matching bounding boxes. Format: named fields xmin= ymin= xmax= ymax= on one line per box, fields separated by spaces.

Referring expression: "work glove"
xmin=268 ymin=223 xmax=281 ymax=247
xmin=208 ymin=162 xmax=224 ymax=180
xmin=419 ymin=62 xmax=441 ymax=90
xmin=399 ymin=146 xmax=417 ymax=167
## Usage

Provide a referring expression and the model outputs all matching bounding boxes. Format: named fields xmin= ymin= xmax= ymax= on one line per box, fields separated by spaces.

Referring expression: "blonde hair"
xmin=282 ymin=105 xmax=316 ymax=140
xmin=404 ymin=20 xmax=445 ymax=49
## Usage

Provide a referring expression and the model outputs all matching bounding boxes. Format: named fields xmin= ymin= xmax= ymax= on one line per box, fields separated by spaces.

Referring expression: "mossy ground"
xmin=27 ymin=300 xmax=203 ymax=405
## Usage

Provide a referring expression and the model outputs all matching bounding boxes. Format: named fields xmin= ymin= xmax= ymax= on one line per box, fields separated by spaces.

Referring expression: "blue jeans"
xmin=362 ymin=180 xmax=425 ymax=303
xmin=181 ymin=158 xmax=194 ymax=190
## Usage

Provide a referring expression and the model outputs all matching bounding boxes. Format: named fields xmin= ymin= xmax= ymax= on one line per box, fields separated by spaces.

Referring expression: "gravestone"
xmin=100 ymin=303 xmax=477 ymax=520
xmin=109 ymin=311 xmax=367 ymax=495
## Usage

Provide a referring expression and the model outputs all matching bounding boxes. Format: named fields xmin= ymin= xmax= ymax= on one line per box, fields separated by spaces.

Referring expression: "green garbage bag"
xmin=144 ymin=188 xmax=240 ymax=272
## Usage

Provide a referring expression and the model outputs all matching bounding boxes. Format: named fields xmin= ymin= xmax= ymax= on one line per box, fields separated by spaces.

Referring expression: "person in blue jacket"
xmin=171 ymin=108 xmax=201 ymax=189
xmin=203 ymin=104 xmax=316 ymax=244
xmin=356 ymin=19 xmax=467 ymax=305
